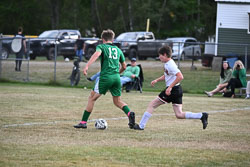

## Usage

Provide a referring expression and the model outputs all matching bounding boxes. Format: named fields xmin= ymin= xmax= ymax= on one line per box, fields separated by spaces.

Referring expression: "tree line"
xmin=0 ymin=0 xmax=216 ymax=41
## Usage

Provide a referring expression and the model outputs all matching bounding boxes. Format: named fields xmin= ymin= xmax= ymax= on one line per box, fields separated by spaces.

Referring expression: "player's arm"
xmin=151 ymin=75 xmax=165 ymax=87
xmin=169 ymin=72 xmax=183 ymax=88
xmin=83 ymin=51 xmax=101 ymax=76
xmin=119 ymin=62 xmax=126 ymax=74
xmin=165 ymin=72 xmax=184 ymax=95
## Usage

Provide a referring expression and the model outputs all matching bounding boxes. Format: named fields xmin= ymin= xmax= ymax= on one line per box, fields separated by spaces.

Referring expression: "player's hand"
xmin=165 ymin=87 xmax=172 ymax=96
xmin=83 ymin=66 xmax=88 ymax=76
xmin=151 ymin=80 xmax=157 ymax=87
xmin=131 ymin=74 xmax=136 ymax=78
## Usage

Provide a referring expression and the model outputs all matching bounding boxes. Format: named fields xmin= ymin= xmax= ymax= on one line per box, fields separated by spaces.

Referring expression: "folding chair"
xmin=123 ymin=64 xmax=144 ymax=93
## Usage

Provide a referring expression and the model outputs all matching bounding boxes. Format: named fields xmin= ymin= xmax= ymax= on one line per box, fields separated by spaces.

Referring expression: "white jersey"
xmin=164 ymin=59 xmax=180 ymax=87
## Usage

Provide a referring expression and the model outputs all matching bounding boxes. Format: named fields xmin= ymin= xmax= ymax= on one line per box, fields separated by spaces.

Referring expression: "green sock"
xmin=122 ymin=105 xmax=130 ymax=115
xmin=81 ymin=110 xmax=91 ymax=122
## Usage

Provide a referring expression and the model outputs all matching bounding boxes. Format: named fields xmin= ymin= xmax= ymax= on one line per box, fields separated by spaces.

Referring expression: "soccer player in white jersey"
xmin=134 ymin=45 xmax=208 ymax=130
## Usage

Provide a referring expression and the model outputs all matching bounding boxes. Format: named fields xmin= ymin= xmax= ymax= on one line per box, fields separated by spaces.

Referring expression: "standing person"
xmin=223 ymin=60 xmax=247 ymax=98
xmin=74 ymin=29 xmax=135 ymax=129
xmin=120 ymin=58 xmax=140 ymax=86
xmin=134 ymin=45 xmax=208 ymax=130
xmin=15 ymin=26 xmax=26 ymax=71
xmin=204 ymin=61 xmax=232 ymax=97
xmin=74 ymin=35 xmax=85 ymax=62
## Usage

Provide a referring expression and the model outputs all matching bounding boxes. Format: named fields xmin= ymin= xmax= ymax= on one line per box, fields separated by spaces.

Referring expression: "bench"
xmin=236 ymin=74 xmax=250 ymax=97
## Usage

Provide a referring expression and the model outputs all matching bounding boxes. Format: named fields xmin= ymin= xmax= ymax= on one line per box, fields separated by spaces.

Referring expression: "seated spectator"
xmin=87 ymin=58 xmax=140 ymax=87
xmin=120 ymin=58 xmax=140 ymax=86
xmin=87 ymin=71 xmax=100 ymax=84
xmin=223 ymin=60 xmax=247 ymax=98
xmin=205 ymin=61 xmax=232 ymax=97
xmin=246 ymin=81 xmax=250 ymax=99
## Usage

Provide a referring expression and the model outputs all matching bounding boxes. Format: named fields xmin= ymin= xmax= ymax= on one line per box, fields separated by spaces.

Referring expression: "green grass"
xmin=0 ymin=83 xmax=250 ymax=166
xmin=0 ymin=59 xmax=225 ymax=94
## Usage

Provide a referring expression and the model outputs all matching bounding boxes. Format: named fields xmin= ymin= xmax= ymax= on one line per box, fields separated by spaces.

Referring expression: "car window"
xmin=39 ymin=31 xmax=59 ymax=38
xmin=116 ymin=33 xmax=137 ymax=41
xmin=68 ymin=32 xmax=79 ymax=39
xmin=184 ymin=39 xmax=196 ymax=47
xmin=145 ymin=34 xmax=154 ymax=40
xmin=61 ymin=32 xmax=69 ymax=39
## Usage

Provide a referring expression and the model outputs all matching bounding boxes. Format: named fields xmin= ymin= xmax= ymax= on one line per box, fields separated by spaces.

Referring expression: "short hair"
xmin=101 ymin=29 xmax=115 ymax=41
xmin=18 ymin=26 xmax=23 ymax=32
xmin=158 ymin=45 xmax=172 ymax=58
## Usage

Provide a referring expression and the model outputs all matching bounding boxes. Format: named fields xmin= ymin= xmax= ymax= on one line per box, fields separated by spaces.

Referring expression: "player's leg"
xmin=134 ymin=98 xmax=164 ymax=130
xmin=74 ymin=90 xmax=102 ymax=129
xmin=111 ymin=75 xmax=135 ymax=129
xmin=172 ymin=104 xmax=208 ymax=129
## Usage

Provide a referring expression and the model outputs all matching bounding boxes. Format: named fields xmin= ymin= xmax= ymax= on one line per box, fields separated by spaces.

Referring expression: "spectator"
xmin=120 ymin=58 xmax=140 ymax=86
xmin=15 ymin=26 xmax=26 ymax=71
xmin=87 ymin=71 xmax=100 ymax=84
xmin=74 ymin=35 xmax=85 ymax=62
xmin=246 ymin=81 xmax=250 ymax=99
xmin=223 ymin=60 xmax=247 ymax=98
xmin=204 ymin=61 xmax=232 ymax=97
xmin=88 ymin=58 xmax=140 ymax=87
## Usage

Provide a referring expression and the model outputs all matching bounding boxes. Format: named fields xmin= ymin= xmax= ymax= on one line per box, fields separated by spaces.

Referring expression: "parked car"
xmin=0 ymin=37 xmax=13 ymax=59
xmin=29 ymin=30 xmax=80 ymax=60
xmin=166 ymin=37 xmax=201 ymax=60
xmin=28 ymin=29 xmax=100 ymax=60
xmin=137 ymin=39 xmax=172 ymax=60
xmin=114 ymin=31 xmax=155 ymax=59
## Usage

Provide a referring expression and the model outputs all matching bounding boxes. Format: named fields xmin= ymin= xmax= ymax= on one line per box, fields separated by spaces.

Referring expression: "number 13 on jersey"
xmin=108 ymin=47 xmax=118 ymax=59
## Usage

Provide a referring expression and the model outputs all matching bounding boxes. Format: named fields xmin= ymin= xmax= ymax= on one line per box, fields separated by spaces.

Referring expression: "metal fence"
xmin=0 ymin=37 xmax=249 ymax=94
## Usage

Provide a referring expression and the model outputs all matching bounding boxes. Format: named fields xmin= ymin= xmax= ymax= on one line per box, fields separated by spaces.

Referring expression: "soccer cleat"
xmin=200 ymin=112 xmax=208 ymax=129
xmin=74 ymin=122 xmax=87 ymax=129
xmin=128 ymin=112 xmax=135 ymax=129
xmin=133 ymin=123 xmax=144 ymax=130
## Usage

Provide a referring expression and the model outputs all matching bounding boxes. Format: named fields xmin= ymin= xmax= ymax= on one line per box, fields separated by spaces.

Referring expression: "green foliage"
xmin=0 ymin=0 xmax=216 ymax=40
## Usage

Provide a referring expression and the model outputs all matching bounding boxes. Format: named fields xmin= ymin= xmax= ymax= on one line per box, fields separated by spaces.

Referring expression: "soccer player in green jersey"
xmin=74 ymin=29 xmax=135 ymax=129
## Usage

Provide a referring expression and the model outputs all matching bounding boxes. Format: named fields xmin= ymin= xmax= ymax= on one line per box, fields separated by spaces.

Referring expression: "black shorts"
xmin=158 ymin=85 xmax=183 ymax=104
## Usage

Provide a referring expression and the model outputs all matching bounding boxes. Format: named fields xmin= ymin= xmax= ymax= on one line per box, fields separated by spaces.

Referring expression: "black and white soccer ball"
xmin=95 ymin=119 xmax=108 ymax=130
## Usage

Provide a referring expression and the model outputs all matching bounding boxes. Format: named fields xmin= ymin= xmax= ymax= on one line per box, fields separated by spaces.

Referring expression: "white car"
xmin=166 ymin=37 xmax=201 ymax=60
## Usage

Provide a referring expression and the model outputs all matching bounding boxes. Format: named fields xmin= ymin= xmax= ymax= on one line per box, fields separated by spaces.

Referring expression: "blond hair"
xmin=233 ymin=60 xmax=245 ymax=70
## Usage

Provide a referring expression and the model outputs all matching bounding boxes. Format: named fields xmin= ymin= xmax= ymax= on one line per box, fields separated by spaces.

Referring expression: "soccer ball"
xmin=95 ymin=119 xmax=108 ymax=130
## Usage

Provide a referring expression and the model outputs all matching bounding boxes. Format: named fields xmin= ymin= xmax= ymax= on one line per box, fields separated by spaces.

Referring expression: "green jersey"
xmin=96 ymin=43 xmax=125 ymax=77
xmin=95 ymin=43 xmax=125 ymax=96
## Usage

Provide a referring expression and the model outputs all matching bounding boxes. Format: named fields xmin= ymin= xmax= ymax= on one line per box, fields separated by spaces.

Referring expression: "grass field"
xmin=0 ymin=83 xmax=250 ymax=166
xmin=0 ymin=58 xmax=223 ymax=94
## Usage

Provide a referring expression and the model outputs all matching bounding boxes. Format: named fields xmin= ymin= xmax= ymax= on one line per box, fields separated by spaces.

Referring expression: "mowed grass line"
xmin=0 ymin=83 xmax=250 ymax=166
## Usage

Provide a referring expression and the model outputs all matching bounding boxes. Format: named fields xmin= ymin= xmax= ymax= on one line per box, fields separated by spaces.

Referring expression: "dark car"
xmin=29 ymin=30 xmax=81 ymax=60
xmin=114 ymin=31 xmax=155 ymax=60
xmin=0 ymin=37 xmax=13 ymax=59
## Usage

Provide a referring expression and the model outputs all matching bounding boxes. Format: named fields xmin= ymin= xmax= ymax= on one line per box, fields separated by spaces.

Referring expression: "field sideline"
xmin=0 ymin=83 xmax=250 ymax=166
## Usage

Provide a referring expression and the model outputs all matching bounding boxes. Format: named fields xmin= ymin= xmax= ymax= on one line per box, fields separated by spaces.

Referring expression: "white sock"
xmin=185 ymin=112 xmax=202 ymax=119
xmin=139 ymin=112 xmax=152 ymax=129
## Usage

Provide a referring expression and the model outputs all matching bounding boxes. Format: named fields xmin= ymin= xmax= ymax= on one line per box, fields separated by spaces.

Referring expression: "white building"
xmin=215 ymin=0 xmax=250 ymax=67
